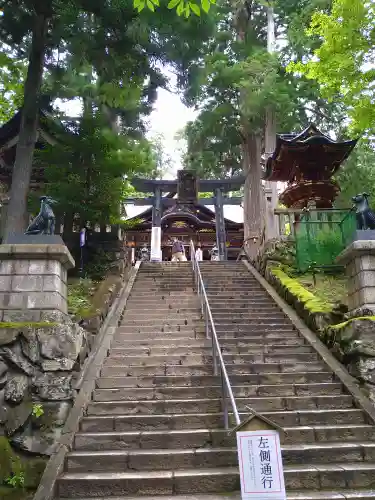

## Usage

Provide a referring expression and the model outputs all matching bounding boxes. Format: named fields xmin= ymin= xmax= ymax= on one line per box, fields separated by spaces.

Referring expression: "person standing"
xmin=195 ymin=243 xmax=203 ymax=261
xmin=171 ymin=237 xmax=186 ymax=261
xmin=211 ymin=244 xmax=219 ymax=261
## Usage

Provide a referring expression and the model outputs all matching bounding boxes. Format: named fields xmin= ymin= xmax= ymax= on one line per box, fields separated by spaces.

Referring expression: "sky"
xmin=56 ymin=68 xmax=197 ymax=177
xmin=56 ymin=68 xmax=244 ymax=222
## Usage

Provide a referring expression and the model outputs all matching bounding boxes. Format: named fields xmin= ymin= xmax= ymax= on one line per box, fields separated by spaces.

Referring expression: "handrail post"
xmin=204 ymin=304 xmax=210 ymax=339
xmin=212 ymin=335 xmax=218 ymax=375
xmin=221 ymin=368 xmax=229 ymax=429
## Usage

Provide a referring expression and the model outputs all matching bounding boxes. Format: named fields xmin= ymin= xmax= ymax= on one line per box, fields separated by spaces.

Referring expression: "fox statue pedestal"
xmin=337 ymin=239 xmax=375 ymax=317
xmin=0 ymin=239 xmax=74 ymax=322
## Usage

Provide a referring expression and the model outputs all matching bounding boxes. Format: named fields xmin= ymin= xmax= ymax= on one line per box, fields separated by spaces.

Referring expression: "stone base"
xmin=6 ymin=234 xmax=65 ymax=245
xmin=337 ymin=240 xmax=375 ymax=317
xmin=352 ymin=230 xmax=375 ymax=241
xmin=0 ymin=242 xmax=74 ymax=320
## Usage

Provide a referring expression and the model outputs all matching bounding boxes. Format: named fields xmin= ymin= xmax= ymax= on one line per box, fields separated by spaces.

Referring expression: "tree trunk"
xmin=264 ymin=4 xmax=279 ymax=241
xmin=264 ymin=107 xmax=279 ymax=240
xmin=3 ymin=12 xmax=48 ymax=241
xmin=242 ymin=132 xmax=264 ymax=261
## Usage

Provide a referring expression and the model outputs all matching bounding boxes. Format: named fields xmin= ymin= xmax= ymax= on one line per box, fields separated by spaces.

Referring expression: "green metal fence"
xmin=295 ymin=209 xmax=356 ymax=272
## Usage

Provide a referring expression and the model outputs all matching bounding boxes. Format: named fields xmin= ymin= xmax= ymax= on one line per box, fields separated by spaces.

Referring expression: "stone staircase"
xmin=55 ymin=260 xmax=375 ymax=500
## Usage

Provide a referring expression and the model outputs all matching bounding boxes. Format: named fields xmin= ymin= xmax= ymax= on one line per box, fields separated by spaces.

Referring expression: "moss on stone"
xmin=0 ymin=436 xmax=46 ymax=493
xmin=0 ymin=487 xmax=34 ymax=500
xmin=328 ymin=316 xmax=375 ymax=331
xmin=0 ymin=322 xmax=57 ymax=329
xmin=271 ymin=267 xmax=333 ymax=314
xmin=0 ymin=436 xmax=22 ymax=484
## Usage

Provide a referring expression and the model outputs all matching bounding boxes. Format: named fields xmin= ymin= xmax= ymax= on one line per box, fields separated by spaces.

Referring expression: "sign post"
xmin=233 ymin=407 xmax=286 ymax=500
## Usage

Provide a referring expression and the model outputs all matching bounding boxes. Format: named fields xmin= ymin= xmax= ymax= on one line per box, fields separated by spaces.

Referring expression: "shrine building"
xmin=124 ymin=170 xmax=244 ymax=261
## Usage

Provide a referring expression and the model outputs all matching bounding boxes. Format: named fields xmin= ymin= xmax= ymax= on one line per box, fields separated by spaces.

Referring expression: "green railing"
xmin=295 ymin=209 xmax=356 ymax=272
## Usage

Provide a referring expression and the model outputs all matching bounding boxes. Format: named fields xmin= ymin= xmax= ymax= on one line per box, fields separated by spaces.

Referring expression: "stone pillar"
xmin=337 ymin=239 xmax=375 ymax=317
xmin=264 ymin=185 xmax=279 ymax=241
xmin=0 ymin=243 xmax=74 ymax=322
xmin=0 ymin=197 xmax=9 ymax=242
xmin=214 ymin=187 xmax=227 ymax=261
xmin=150 ymin=187 xmax=162 ymax=262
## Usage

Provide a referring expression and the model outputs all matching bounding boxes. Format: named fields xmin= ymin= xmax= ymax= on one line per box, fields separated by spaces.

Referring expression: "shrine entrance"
xmin=124 ymin=170 xmax=244 ymax=262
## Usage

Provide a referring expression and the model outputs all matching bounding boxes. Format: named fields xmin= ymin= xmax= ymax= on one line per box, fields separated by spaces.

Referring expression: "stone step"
xmin=120 ymin=318 xmax=203 ymax=326
xmin=116 ymin=326 xmax=205 ymax=336
xmin=56 ymin=463 xmax=375 ymax=497
xmin=100 ymin=361 xmax=327 ymax=377
xmin=122 ymin=313 xmax=203 ymax=321
xmin=72 ymin=426 xmax=375 ymax=452
xmin=53 ymin=492 xmax=375 ymax=500
xmin=210 ymin=306 xmax=281 ymax=313
xmin=126 ymin=300 xmax=200 ymax=307
xmin=206 ymin=292 xmax=271 ymax=297
xmin=104 ymin=352 xmax=319 ymax=366
xmin=109 ymin=344 xmax=314 ymax=356
xmin=205 ymin=287 xmax=266 ymax=293
xmin=67 ymin=441 xmax=375 ymax=470
xmin=211 ymin=312 xmax=288 ymax=319
xmin=111 ymin=332 xmax=301 ymax=344
xmin=92 ymin=383 xmax=343 ymax=402
xmin=80 ymin=409 xmax=367 ymax=433
xmin=130 ymin=291 xmax=197 ymax=297
xmin=96 ymin=372 xmax=336 ymax=389
xmin=112 ymin=333 xmax=205 ymax=342
xmin=123 ymin=307 xmax=200 ymax=314
xmin=208 ymin=299 xmax=277 ymax=305
xmin=131 ymin=287 xmax=196 ymax=292
xmin=86 ymin=395 xmax=353 ymax=415
xmin=111 ymin=336 xmax=307 ymax=348
xmin=215 ymin=322 xmax=294 ymax=330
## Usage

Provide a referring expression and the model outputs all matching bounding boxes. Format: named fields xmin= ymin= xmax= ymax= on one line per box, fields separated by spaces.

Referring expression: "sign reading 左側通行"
xmin=236 ymin=430 xmax=286 ymax=500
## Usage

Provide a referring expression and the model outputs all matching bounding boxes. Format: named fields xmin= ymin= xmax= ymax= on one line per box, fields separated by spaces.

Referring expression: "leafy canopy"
xmin=287 ymin=0 xmax=375 ymax=135
xmin=133 ymin=0 xmax=215 ymax=17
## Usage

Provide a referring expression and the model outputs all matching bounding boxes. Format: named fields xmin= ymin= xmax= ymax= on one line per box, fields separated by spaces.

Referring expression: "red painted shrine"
xmin=264 ymin=125 xmax=358 ymax=209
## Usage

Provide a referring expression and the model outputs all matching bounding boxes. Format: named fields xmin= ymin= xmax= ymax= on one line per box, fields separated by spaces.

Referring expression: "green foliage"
xmin=295 ymin=210 xmax=356 ymax=271
xmin=0 ymin=322 xmax=57 ymax=328
xmin=83 ymin=248 xmax=116 ymax=281
xmin=271 ymin=267 xmax=333 ymax=313
xmin=0 ymin=49 xmax=26 ymax=124
xmin=287 ymin=0 xmax=375 ymax=135
xmin=31 ymin=404 xmax=44 ymax=419
xmin=134 ymin=0 xmax=216 ymax=16
xmin=183 ymin=0 xmax=345 ymax=178
xmin=35 ymin=114 xmax=154 ymax=224
xmin=297 ymin=273 xmax=348 ymax=307
xmin=334 ymin=140 xmax=375 ymax=208
xmin=5 ymin=473 xmax=24 ymax=490
xmin=67 ymin=279 xmax=95 ymax=317
xmin=0 ymin=436 xmax=46 ymax=497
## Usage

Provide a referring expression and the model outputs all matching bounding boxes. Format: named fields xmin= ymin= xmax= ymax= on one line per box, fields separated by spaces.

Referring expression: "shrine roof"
xmin=131 ymin=176 xmax=245 ymax=194
xmin=125 ymin=197 xmax=243 ymax=229
xmin=263 ymin=124 xmax=358 ymax=182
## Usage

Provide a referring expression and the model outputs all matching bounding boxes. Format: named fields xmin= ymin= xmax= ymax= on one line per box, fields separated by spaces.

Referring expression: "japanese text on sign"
xmin=236 ymin=430 xmax=286 ymax=500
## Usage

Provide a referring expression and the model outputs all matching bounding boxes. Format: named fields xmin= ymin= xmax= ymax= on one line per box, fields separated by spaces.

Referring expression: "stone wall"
xmin=322 ymin=318 xmax=375 ymax=403
xmin=0 ymin=318 xmax=87 ymax=455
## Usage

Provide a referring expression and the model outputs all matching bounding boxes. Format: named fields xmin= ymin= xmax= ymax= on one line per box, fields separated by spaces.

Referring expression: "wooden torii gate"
xmin=125 ymin=170 xmax=244 ymax=262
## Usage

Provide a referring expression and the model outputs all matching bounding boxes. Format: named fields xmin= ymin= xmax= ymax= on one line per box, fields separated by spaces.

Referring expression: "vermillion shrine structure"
xmin=263 ymin=124 xmax=358 ymax=209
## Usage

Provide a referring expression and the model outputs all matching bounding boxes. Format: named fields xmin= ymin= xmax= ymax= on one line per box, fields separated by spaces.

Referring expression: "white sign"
xmin=237 ymin=430 xmax=286 ymax=500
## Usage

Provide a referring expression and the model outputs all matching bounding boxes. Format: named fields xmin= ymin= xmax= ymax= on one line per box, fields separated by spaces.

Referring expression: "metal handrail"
xmin=189 ymin=240 xmax=241 ymax=428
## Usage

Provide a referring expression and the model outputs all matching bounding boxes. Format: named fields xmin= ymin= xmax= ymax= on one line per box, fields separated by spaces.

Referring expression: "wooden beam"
xmin=124 ymin=197 xmax=243 ymax=206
